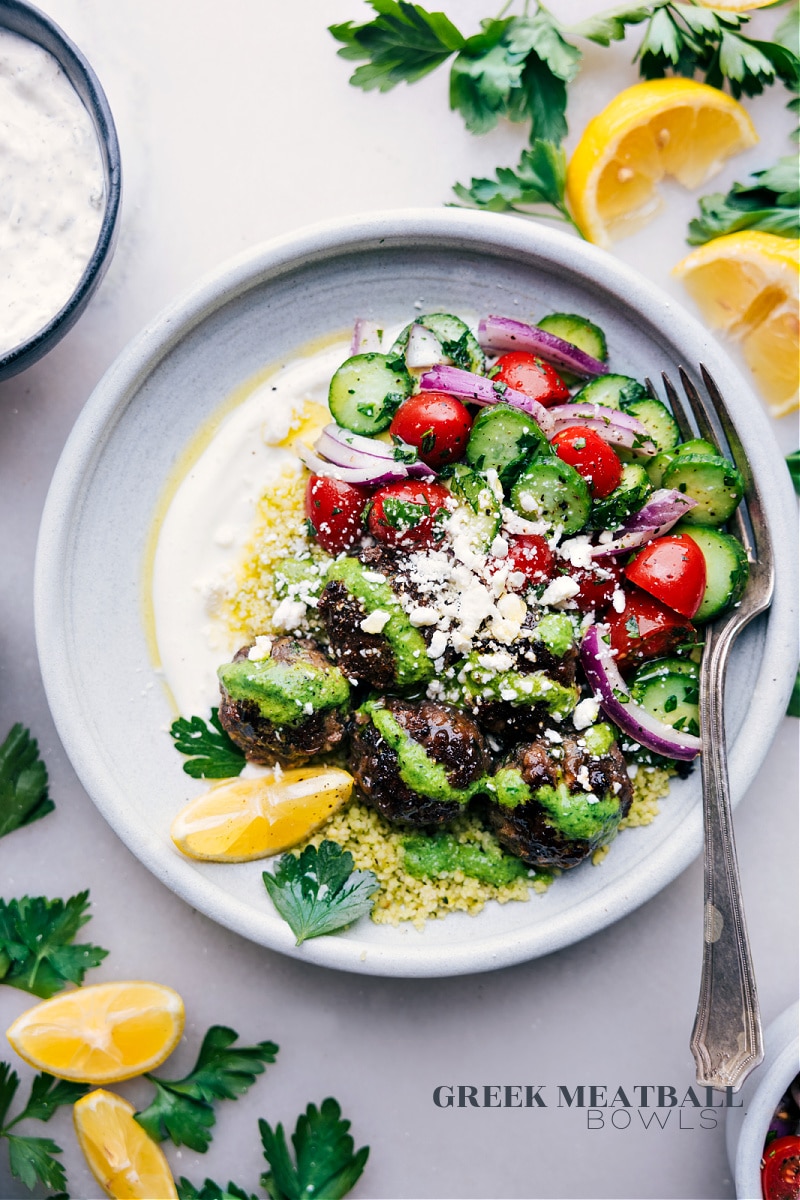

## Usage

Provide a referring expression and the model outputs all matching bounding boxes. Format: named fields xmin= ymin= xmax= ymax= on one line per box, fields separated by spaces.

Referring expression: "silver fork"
xmin=651 ymin=365 xmax=775 ymax=1092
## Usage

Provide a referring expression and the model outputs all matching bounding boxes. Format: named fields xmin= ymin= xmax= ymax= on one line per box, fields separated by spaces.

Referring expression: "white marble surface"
xmin=0 ymin=2 xmax=797 ymax=1198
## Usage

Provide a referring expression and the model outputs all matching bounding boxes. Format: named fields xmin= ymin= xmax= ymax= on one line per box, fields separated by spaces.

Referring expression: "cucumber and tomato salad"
xmin=307 ymin=308 xmax=749 ymax=648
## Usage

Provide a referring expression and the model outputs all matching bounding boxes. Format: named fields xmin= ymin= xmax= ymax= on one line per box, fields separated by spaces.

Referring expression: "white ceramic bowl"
xmin=727 ymin=1003 xmax=800 ymax=1199
xmin=34 ymin=209 xmax=799 ymax=977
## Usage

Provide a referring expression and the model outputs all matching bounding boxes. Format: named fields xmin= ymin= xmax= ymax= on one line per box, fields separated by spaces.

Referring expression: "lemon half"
xmin=74 ymin=1090 xmax=178 ymax=1200
xmin=6 ymin=981 xmax=184 ymax=1083
xmin=567 ymin=79 xmax=758 ymax=247
xmin=674 ymin=232 xmax=800 ymax=415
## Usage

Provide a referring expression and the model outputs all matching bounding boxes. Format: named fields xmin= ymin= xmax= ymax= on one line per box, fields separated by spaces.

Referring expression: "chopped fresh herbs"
xmin=0 ymin=725 xmax=52 ymax=839
xmin=170 ymin=708 xmax=246 ymax=779
xmin=688 ymin=156 xmax=800 ymax=244
xmin=379 ymin=495 xmax=429 ymax=530
xmin=0 ymin=1063 xmax=87 ymax=1193
xmin=440 ymin=330 xmax=473 ymax=370
xmin=788 ymin=450 xmax=800 ymax=495
xmin=263 ymin=841 xmax=379 ymax=945
xmin=135 ymin=1026 xmax=278 ymax=1153
xmin=259 ymin=1098 xmax=369 ymax=1200
xmin=0 ymin=893 xmax=108 ymax=999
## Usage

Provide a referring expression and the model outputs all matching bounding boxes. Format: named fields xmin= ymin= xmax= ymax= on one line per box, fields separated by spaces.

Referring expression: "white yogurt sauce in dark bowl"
xmin=0 ymin=0 xmax=121 ymax=381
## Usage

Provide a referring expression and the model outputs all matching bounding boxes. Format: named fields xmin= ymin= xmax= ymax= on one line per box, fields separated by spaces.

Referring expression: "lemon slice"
xmin=74 ymin=1089 xmax=178 ymax=1200
xmin=171 ymin=765 xmax=354 ymax=862
xmin=6 ymin=981 xmax=184 ymax=1083
xmin=567 ymin=79 xmax=758 ymax=246
xmin=674 ymin=232 xmax=800 ymax=415
xmin=694 ymin=0 xmax=776 ymax=8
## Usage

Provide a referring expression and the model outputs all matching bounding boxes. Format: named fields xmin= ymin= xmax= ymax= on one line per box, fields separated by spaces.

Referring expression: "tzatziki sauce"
xmin=0 ymin=28 xmax=105 ymax=356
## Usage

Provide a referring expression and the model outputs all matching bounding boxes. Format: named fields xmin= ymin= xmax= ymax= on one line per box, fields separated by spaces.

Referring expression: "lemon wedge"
xmin=566 ymin=79 xmax=758 ymax=246
xmin=74 ymin=1090 xmax=178 ymax=1199
xmin=694 ymin=0 xmax=776 ymax=8
xmin=171 ymin=765 xmax=354 ymax=862
xmin=674 ymin=232 xmax=800 ymax=415
xmin=6 ymin=981 xmax=184 ymax=1083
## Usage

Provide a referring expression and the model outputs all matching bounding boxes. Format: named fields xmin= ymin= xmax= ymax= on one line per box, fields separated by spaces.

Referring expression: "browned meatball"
xmin=349 ymin=697 xmax=489 ymax=827
xmin=217 ymin=637 xmax=350 ymax=767
xmin=466 ymin=638 xmax=579 ymax=742
xmin=486 ymin=728 xmax=632 ymax=869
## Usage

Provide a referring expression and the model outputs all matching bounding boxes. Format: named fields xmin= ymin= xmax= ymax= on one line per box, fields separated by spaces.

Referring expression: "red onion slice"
xmin=315 ymin=425 xmax=435 ymax=480
xmin=550 ymin=404 xmax=656 ymax=456
xmin=478 ymin=315 xmax=609 ymax=378
xmin=297 ymin=442 xmax=410 ymax=486
xmin=351 ymin=318 xmax=383 ymax=356
xmin=419 ymin=364 xmax=555 ymax=437
xmin=580 ymin=624 xmax=701 ymax=760
xmin=590 ymin=490 xmax=698 ymax=557
xmin=551 ymin=417 xmax=656 ymax=455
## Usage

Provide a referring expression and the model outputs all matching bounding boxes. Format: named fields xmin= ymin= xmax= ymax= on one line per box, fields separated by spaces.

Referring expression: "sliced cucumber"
xmin=536 ymin=313 xmax=608 ymax=362
xmin=587 ymin=462 xmax=652 ymax=530
xmin=391 ymin=312 xmax=485 ymax=374
xmin=465 ymin=403 xmax=550 ymax=489
xmin=623 ymin=398 xmax=680 ymax=455
xmin=676 ymin=438 xmax=717 ymax=458
xmin=673 ymin=523 xmax=750 ymax=622
xmin=328 ymin=352 xmax=413 ymax=435
xmin=447 ymin=463 xmax=502 ymax=551
xmin=510 ymin=456 xmax=591 ymax=535
xmin=573 ymin=374 xmax=646 ymax=410
xmin=645 ymin=449 xmax=676 ymax=488
xmin=662 ymin=454 xmax=745 ymax=526
xmin=631 ymin=660 xmax=700 ymax=736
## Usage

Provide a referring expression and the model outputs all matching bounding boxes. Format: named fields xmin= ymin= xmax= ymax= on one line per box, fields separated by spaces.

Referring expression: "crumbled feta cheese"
xmin=559 ymin=535 xmax=593 ymax=569
xmin=572 ymin=697 xmax=600 ymax=730
xmin=598 ymin=530 xmax=615 ymax=544
xmin=271 ymin=598 xmax=307 ymax=630
xmin=544 ymin=728 xmax=563 ymax=743
xmin=611 ymin=587 xmax=626 ymax=613
xmin=540 ymin=576 xmax=581 ymax=607
xmin=477 ymin=650 xmax=514 ymax=673
xmin=359 ymin=609 xmax=391 ymax=634
xmin=303 ymin=702 xmax=314 ymax=715
xmin=427 ymin=629 xmax=449 ymax=660
xmin=407 ymin=606 xmax=440 ymax=627
xmin=626 ymin=763 xmax=639 ymax=779
xmin=490 ymin=534 xmax=508 ymax=558
xmin=247 ymin=635 xmax=273 ymax=662
xmin=361 ymin=571 xmax=386 ymax=583
xmin=497 ymin=593 xmax=527 ymax=623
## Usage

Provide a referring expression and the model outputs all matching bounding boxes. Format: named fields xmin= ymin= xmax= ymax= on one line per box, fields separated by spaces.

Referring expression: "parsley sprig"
xmin=176 ymin=1098 xmax=369 ymax=1200
xmin=0 ymin=1063 xmax=87 ymax=1193
xmin=170 ymin=708 xmax=246 ymax=778
xmin=135 ymin=1025 xmax=278 ymax=1153
xmin=453 ymin=139 xmax=577 ymax=229
xmin=0 ymin=725 xmax=52 ymax=838
xmin=0 ymin=893 xmax=108 ymax=999
xmin=259 ymin=1098 xmax=369 ymax=1200
xmin=263 ymin=841 xmax=379 ymax=944
xmin=688 ymin=155 xmax=800 ymax=244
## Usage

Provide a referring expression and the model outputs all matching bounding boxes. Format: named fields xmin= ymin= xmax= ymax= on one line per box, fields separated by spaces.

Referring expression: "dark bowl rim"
xmin=0 ymin=0 xmax=122 ymax=378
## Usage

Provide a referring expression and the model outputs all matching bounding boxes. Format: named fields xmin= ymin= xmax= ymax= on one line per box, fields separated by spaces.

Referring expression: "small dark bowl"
xmin=0 ymin=0 xmax=122 ymax=381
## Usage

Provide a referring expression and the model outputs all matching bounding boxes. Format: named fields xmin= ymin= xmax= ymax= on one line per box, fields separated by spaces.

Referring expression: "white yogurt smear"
xmin=0 ymin=28 xmax=105 ymax=355
xmin=152 ymin=342 xmax=349 ymax=716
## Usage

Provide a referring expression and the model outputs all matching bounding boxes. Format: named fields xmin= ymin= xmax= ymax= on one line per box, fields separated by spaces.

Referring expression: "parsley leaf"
xmin=788 ymin=667 xmax=800 ymax=719
xmin=635 ymin=3 xmax=800 ymax=99
xmin=177 ymin=1181 xmax=259 ymax=1200
xmin=0 ymin=893 xmax=108 ymax=999
xmin=135 ymin=1026 xmax=278 ymax=1153
xmin=787 ymin=449 xmax=800 ymax=495
xmin=262 ymin=841 xmax=379 ymax=945
xmin=688 ymin=155 xmax=800 ymax=244
xmin=259 ymin=1098 xmax=369 ymax=1200
xmin=170 ymin=708 xmax=245 ymax=779
xmin=568 ymin=5 xmax=651 ymax=47
xmin=0 ymin=725 xmax=52 ymax=839
xmin=329 ymin=0 xmax=465 ymax=92
xmin=453 ymin=140 xmax=578 ymax=230
xmin=0 ymin=1063 xmax=86 ymax=1194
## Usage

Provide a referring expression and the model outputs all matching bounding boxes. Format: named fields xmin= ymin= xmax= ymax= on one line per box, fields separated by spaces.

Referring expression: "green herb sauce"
xmin=218 ymin=655 xmax=350 ymax=726
xmin=363 ymin=700 xmax=486 ymax=805
xmin=401 ymin=832 xmax=533 ymax=886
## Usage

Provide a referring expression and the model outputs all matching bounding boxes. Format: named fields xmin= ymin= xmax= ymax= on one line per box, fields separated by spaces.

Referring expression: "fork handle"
xmin=690 ymin=621 xmax=763 ymax=1091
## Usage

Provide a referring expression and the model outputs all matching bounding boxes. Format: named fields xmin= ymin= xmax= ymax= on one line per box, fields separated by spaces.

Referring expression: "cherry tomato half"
xmin=625 ymin=534 xmax=707 ymax=619
xmin=305 ymin=475 xmax=370 ymax=554
xmin=489 ymin=534 xmax=554 ymax=589
xmin=367 ymin=480 xmax=451 ymax=549
xmin=551 ymin=425 xmax=623 ymax=499
xmin=492 ymin=351 xmax=569 ymax=408
xmin=605 ymin=586 xmax=696 ymax=672
xmin=389 ymin=391 xmax=473 ymax=468
xmin=761 ymin=1135 xmax=800 ymax=1200
xmin=567 ymin=558 xmax=624 ymax=614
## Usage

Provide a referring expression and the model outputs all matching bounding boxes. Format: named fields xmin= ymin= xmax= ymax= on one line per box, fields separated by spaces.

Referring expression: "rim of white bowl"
xmin=34 ymin=208 xmax=799 ymax=976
